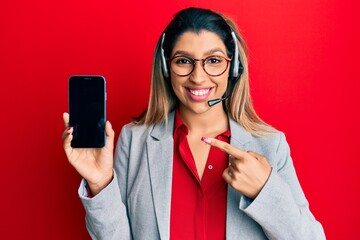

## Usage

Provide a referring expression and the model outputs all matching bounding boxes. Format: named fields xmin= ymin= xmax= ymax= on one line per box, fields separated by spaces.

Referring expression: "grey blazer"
xmin=79 ymin=111 xmax=325 ymax=240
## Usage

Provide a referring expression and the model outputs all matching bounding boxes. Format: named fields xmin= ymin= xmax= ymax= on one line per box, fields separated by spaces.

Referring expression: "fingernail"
xmin=201 ymin=137 xmax=211 ymax=144
xmin=66 ymin=127 xmax=72 ymax=133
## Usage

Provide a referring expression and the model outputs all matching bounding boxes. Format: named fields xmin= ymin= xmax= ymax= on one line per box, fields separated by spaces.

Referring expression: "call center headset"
xmin=160 ymin=29 xmax=244 ymax=106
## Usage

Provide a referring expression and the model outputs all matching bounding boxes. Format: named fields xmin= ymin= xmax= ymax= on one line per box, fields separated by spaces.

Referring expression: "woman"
xmin=63 ymin=7 xmax=325 ymax=239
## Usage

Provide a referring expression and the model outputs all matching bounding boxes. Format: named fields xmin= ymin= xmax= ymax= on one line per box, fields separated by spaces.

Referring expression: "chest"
xmin=187 ymin=134 xmax=211 ymax=179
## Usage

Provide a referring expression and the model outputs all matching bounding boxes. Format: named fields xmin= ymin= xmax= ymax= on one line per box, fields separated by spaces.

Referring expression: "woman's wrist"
xmin=87 ymin=172 xmax=114 ymax=196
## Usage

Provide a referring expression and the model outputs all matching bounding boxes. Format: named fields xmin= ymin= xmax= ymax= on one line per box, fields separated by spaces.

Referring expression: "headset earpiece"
xmin=230 ymin=31 xmax=243 ymax=81
xmin=160 ymin=33 xmax=169 ymax=78
xmin=231 ymin=31 xmax=240 ymax=79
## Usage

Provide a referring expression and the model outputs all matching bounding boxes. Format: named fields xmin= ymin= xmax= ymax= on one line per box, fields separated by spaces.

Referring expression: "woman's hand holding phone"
xmin=62 ymin=112 xmax=115 ymax=196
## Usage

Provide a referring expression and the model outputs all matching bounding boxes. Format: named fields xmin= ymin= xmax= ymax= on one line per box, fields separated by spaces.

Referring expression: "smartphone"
xmin=69 ymin=75 xmax=106 ymax=148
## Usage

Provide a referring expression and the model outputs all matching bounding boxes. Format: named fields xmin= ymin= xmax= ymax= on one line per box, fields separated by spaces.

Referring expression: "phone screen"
xmin=69 ymin=76 xmax=106 ymax=148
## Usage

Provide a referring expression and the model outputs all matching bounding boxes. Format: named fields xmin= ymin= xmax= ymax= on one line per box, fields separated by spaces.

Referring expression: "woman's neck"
xmin=179 ymin=104 xmax=229 ymax=137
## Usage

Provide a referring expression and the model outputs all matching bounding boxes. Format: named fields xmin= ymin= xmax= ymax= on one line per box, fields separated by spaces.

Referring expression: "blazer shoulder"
xmin=250 ymin=125 xmax=288 ymax=155
xmin=119 ymin=122 xmax=154 ymax=141
xmin=121 ymin=122 xmax=150 ymax=133
xmin=230 ymin=118 xmax=285 ymax=152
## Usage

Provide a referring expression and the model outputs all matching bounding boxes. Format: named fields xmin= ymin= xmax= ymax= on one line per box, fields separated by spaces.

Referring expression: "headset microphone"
xmin=208 ymin=96 xmax=228 ymax=107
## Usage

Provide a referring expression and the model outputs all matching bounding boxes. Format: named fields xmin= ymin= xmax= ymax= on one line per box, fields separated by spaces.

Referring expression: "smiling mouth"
xmin=187 ymin=88 xmax=211 ymax=96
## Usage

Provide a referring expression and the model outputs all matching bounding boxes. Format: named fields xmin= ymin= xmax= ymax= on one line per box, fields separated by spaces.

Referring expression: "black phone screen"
xmin=69 ymin=76 xmax=106 ymax=148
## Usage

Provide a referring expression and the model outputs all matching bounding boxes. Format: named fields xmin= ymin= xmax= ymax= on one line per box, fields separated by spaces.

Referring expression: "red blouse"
xmin=170 ymin=111 xmax=230 ymax=240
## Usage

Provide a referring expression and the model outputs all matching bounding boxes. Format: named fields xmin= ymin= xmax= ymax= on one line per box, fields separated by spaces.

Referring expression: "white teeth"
xmin=189 ymin=89 xmax=210 ymax=96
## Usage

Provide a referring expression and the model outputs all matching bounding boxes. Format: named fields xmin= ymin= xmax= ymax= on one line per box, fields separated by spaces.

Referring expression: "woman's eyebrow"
xmin=205 ymin=48 xmax=226 ymax=55
xmin=172 ymin=48 xmax=227 ymax=57
xmin=172 ymin=50 xmax=191 ymax=57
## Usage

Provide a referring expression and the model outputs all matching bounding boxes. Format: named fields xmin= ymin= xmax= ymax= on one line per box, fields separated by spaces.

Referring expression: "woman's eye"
xmin=206 ymin=57 xmax=222 ymax=64
xmin=174 ymin=58 xmax=192 ymax=64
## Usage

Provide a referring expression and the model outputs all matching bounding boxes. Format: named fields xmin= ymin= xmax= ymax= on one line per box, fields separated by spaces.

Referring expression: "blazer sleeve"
xmin=239 ymin=132 xmax=326 ymax=240
xmin=78 ymin=125 xmax=132 ymax=239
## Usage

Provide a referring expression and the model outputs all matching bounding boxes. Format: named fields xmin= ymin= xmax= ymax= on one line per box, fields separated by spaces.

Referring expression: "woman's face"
xmin=170 ymin=30 xmax=230 ymax=115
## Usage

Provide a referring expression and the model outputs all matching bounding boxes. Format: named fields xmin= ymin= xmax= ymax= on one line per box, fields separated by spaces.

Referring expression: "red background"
xmin=1 ymin=0 xmax=359 ymax=239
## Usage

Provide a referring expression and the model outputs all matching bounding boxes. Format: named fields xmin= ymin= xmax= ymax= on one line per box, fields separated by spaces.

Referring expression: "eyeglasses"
xmin=168 ymin=55 xmax=231 ymax=77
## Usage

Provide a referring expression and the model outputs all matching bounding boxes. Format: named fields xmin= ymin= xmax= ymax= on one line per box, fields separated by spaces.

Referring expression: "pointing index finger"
xmin=201 ymin=137 xmax=247 ymax=159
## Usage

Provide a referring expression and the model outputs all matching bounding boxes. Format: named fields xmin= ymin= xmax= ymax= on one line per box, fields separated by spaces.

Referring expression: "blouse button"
xmin=208 ymin=165 xmax=213 ymax=170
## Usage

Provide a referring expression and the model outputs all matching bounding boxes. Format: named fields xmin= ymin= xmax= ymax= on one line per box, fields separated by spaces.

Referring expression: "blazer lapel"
xmin=146 ymin=112 xmax=175 ymax=240
xmin=228 ymin=117 xmax=254 ymax=150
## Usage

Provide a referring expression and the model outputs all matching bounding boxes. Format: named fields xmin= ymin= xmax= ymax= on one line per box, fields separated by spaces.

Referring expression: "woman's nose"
xmin=189 ymin=62 xmax=207 ymax=83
